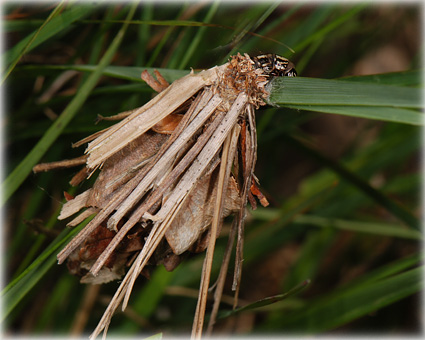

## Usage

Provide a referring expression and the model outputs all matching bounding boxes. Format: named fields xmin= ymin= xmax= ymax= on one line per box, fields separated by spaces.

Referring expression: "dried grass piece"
xmin=85 ymin=65 xmax=227 ymax=170
xmin=33 ymin=52 xmax=297 ymax=339
xmin=58 ymin=189 xmax=92 ymax=220
xmin=33 ymin=155 xmax=87 ymax=172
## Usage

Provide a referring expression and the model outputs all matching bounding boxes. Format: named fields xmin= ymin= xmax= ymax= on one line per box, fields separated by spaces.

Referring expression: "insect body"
xmin=253 ymin=53 xmax=297 ymax=77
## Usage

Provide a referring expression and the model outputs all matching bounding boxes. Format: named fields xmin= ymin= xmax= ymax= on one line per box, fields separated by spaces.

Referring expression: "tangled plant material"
xmin=33 ymin=53 xmax=297 ymax=339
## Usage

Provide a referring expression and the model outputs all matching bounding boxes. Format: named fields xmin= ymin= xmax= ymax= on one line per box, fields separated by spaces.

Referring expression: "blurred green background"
xmin=2 ymin=1 xmax=422 ymax=337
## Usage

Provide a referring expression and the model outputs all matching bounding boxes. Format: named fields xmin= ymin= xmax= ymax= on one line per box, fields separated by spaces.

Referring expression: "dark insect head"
xmin=253 ymin=53 xmax=297 ymax=77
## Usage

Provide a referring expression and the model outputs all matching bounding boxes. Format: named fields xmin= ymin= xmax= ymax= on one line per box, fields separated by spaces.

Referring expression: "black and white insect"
xmin=253 ymin=53 xmax=297 ymax=77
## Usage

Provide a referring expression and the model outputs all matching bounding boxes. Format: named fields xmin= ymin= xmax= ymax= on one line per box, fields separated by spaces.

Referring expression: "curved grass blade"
xmin=283 ymin=134 xmax=420 ymax=230
xmin=217 ymin=279 xmax=310 ymax=320
xmin=11 ymin=203 xmax=63 ymax=279
xmin=178 ymin=1 xmax=220 ymax=70
xmin=2 ymin=2 xmax=98 ymax=83
xmin=281 ymin=228 xmax=335 ymax=292
xmin=133 ymin=266 xmax=174 ymax=319
xmin=1 ymin=5 xmax=137 ymax=205
xmin=224 ymin=1 xmax=283 ymax=59
xmin=293 ymin=5 xmax=366 ymax=53
xmin=81 ymin=19 xmax=219 ymax=27
xmin=243 ymin=185 xmax=335 ymax=264
xmin=5 ymin=168 xmax=61 ymax=263
xmin=334 ymin=253 xmax=420 ymax=289
xmin=294 ymin=214 xmax=423 ymax=240
xmin=1 ymin=220 xmax=87 ymax=321
xmin=145 ymin=7 xmax=189 ymax=68
xmin=239 ymin=3 xmax=302 ymax=55
xmin=19 ymin=64 xmax=189 ymax=83
xmin=272 ymin=266 xmax=422 ymax=333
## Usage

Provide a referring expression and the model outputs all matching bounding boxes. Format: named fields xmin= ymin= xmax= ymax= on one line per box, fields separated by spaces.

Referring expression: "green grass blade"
xmin=136 ymin=3 xmax=154 ymax=66
xmin=293 ymin=5 xmax=366 ymax=52
xmin=273 ymin=266 xmax=422 ymax=333
xmin=79 ymin=65 xmax=187 ymax=83
xmin=218 ymin=279 xmax=310 ymax=320
xmin=2 ymin=2 xmax=98 ymax=82
xmin=11 ymin=206 xmax=62 ymax=279
xmin=4 ymin=19 xmax=44 ymax=32
xmin=285 ymin=105 xmax=423 ymax=125
xmin=340 ymin=70 xmax=421 ymax=86
xmin=145 ymin=6 xmax=190 ymax=68
xmin=239 ymin=3 xmax=303 ymax=54
xmin=280 ymin=5 xmax=337 ymax=62
xmin=33 ymin=275 xmax=76 ymax=331
xmin=282 ymin=228 xmax=335 ymax=291
xmin=332 ymin=254 xmax=421 ymax=289
xmin=1 ymin=5 xmax=137 ymax=205
xmin=284 ymin=135 xmax=420 ymax=230
xmin=223 ymin=2 xmax=283 ymax=60
xmin=294 ymin=215 xmax=423 ymax=240
xmin=18 ymin=64 xmax=189 ymax=83
xmin=133 ymin=266 xmax=174 ymax=319
xmin=118 ymin=266 xmax=175 ymax=333
xmin=270 ymin=77 xmax=422 ymax=108
xmin=5 ymin=167 xmax=61 ymax=263
xmin=2 ymin=1 xmax=65 ymax=79
xmin=1 ymin=221 xmax=86 ymax=320
xmin=243 ymin=185 xmax=335 ymax=264
xmin=178 ymin=1 xmax=220 ymax=69
xmin=80 ymin=18 xmax=222 ymax=27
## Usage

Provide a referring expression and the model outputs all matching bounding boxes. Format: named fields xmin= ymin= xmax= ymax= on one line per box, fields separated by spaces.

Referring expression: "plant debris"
xmin=33 ymin=52 xmax=297 ymax=339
